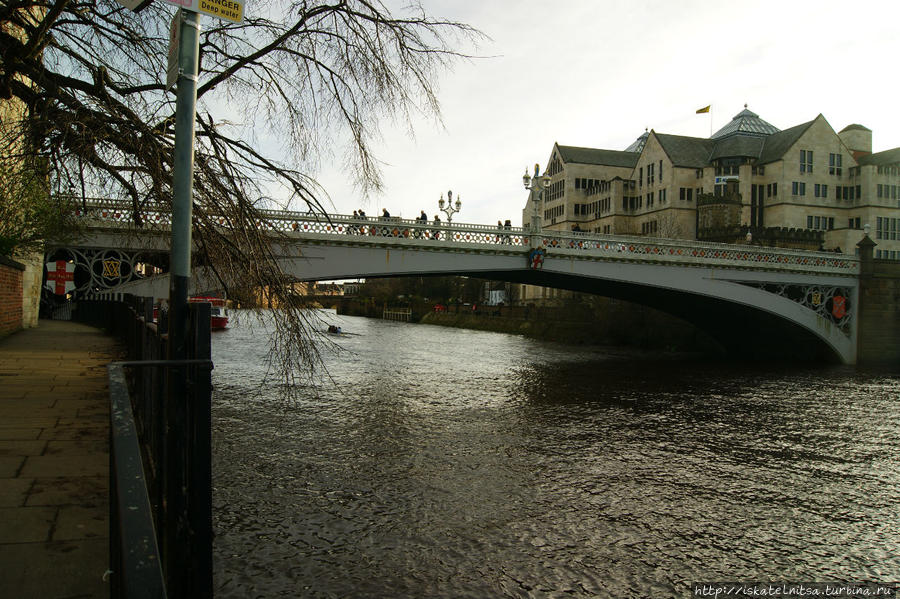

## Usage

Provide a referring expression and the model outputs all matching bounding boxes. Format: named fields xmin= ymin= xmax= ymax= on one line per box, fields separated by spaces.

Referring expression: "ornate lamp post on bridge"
xmin=522 ymin=163 xmax=550 ymax=233
xmin=438 ymin=190 xmax=462 ymax=222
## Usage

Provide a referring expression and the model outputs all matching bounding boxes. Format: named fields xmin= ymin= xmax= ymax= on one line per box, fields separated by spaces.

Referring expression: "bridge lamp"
xmin=438 ymin=190 xmax=462 ymax=222
xmin=523 ymin=164 xmax=551 ymax=232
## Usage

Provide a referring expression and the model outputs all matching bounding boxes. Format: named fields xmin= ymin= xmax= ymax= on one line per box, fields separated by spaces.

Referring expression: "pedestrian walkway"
xmin=0 ymin=320 xmax=121 ymax=598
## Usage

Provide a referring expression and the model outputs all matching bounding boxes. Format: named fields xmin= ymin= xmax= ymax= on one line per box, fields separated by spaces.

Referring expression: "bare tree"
xmin=1 ymin=0 xmax=481 ymax=383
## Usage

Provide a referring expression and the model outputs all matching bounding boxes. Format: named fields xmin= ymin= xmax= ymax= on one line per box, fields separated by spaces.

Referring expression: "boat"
xmin=189 ymin=296 xmax=229 ymax=330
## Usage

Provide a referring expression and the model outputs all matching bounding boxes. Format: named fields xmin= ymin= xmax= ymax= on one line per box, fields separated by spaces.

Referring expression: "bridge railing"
xmin=70 ymin=197 xmax=859 ymax=275
xmin=74 ymin=293 xmax=213 ymax=599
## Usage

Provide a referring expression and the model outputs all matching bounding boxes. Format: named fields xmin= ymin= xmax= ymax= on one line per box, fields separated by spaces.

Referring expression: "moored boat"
xmin=189 ymin=296 xmax=229 ymax=330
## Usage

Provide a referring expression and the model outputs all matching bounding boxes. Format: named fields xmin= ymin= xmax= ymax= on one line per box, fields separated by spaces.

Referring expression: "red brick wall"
xmin=0 ymin=256 xmax=25 ymax=337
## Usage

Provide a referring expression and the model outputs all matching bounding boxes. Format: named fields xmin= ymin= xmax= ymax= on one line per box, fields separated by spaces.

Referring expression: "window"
xmin=855 ymin=185 xmax=861 ymax=200
xmin=800 ymin=149 xmax=813 ymax=173
xmin=815 ymin=184 xmax=822 ymax=198
xmin=639 ymin=167 xmax=643 ymax=187
xmin=878 ymin=184 xmax=884 ymax=198
xmin=641 ymin=220 xmax=658 ymax=236
xmin=875 ymin=216 xmax=898 ymax=240
xmin=808 ymin=215 xmax=834 ymax=231
xmin=829 ymin=153 xmax=842 ymax=176
xmin=696 ymin=169 xmax=703 ymax=179
xmin=660 ymin=189 xmax=667 ymax=203
xmin=792 ymin=181 xmax=806 ymax=196
xmin=659 ymin=160 xmax=663 ymax=179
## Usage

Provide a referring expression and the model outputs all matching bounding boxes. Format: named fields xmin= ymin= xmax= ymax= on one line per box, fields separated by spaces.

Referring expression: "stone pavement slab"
xmin=0 ymin=320 xmax=121 ymax=599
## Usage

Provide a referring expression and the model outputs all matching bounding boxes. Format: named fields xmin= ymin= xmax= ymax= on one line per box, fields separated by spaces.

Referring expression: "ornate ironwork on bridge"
xmin=58 ymin=197 xmax=864 ymax=363
xmin=43 ymin=246 xmax=148 ymax=296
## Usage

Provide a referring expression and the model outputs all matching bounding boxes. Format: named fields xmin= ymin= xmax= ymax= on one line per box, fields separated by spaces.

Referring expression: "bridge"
xmin=48 ymin=198 xmax=862 ymax=363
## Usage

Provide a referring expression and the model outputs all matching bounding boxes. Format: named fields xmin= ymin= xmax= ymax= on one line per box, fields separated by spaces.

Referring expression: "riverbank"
xmin=335 ymin=296 xmax=720 ymax=353
xmin=0 ymin=320 xmax=120 ymax=598
xmin=419 ymin=309 xmax=719 ymax=352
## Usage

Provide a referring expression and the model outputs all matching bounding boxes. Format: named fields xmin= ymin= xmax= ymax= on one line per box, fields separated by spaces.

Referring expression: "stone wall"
xmin=696 ymin=192 xmax=742 ymax=232
xmin=0 ymin=256 xmax=25 ymax=337
xmin=19 ymin=251 xmax=42 ymax=327
xmin=857 ymin=258 xmax=900 ymax=367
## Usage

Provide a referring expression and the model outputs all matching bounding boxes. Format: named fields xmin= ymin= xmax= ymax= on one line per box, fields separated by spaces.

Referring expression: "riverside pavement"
xmin=0 ymin=320 xmax=122 ymax=598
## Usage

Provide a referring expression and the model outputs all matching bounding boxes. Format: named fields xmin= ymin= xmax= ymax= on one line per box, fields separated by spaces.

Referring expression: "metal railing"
xmin=75 ymin=294 xmax=212 ymax=599
xmin=67 ymin=197 xmax=859 ymax=275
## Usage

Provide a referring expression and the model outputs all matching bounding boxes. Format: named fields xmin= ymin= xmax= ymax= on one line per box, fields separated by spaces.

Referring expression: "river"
xmin=211 ymin=310 xmax=900 ymax=598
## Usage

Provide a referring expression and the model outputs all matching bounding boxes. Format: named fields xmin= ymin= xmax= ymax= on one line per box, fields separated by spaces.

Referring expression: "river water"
xmin=211 ymin=310 xmax=900 ymax=598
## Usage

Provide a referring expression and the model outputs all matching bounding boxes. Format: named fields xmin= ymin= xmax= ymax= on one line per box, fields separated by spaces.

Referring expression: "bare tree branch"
xmin=1 ymin=0 xmax=483 ymax=385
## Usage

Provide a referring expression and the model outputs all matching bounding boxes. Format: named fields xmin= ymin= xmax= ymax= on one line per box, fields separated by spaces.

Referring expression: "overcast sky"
xmin=310 ymin=0 xmax=900 ymax=226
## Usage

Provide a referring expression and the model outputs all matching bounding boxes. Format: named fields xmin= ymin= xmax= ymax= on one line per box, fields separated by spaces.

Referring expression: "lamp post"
xmin=438 ymin=190 xmax=462 ymax=222
xmin=522 ymin=163 xmax=550 ymax=233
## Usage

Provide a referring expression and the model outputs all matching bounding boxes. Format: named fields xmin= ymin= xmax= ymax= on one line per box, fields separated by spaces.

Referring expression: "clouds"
xmin=312 ymin=0 xmax=900 ymax=225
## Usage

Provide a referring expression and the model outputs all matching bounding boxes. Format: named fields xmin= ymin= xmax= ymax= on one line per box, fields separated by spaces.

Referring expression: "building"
xmin=522 ymin=107 xmax=900 ymax=259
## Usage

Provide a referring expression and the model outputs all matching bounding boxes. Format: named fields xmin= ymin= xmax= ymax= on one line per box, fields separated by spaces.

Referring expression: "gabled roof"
xmin=709 ymin=135 xmax=765 ymax=161
xmin=556 ymin=144 xmax=639 ymax=168
xmin=654 ymin=133 xmax=715 ymax=168
xmin=757 ymin=119 xmax=816 ymax=164
xmin=711 ymin=107 xmax=780 ymax=139
xmin=858 ymin=147 xmax=900 ymax=167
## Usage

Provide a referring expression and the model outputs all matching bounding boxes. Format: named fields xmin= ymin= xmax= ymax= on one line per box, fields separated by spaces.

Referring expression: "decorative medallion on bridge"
xmin=831 ymin=295 xmax=847 ymax=319
xmin=92 ymin=250 xmax=132 ymax=287
xmin=43 ymin=247 xmax=147 ymax=296
xmin=102 ymin=259 xmax=122 ymax=279
xmin=528 ymin=247 xmax=546 ymax=270
xmin=738 ymin=282 xmax=853 ymax=337
xmin=45 ymin=260 xmax=76 ymax=295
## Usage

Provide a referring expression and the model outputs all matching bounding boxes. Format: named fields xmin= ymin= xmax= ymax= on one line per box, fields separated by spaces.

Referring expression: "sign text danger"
xmin=198 ymin=0 xmax=243 ymax=22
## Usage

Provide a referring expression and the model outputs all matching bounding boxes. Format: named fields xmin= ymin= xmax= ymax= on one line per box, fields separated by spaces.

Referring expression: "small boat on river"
xmin=189 ymin=296 xmax=229 ymax=330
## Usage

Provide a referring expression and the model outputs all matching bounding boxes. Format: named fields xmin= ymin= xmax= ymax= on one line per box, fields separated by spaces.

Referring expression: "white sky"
xmin=309 ymin=0 xmax=900 ymax=226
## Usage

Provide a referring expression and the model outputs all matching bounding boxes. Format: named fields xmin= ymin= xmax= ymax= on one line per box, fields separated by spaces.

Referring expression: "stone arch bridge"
xmin=49 ymin=199 xmax=861 ymax=363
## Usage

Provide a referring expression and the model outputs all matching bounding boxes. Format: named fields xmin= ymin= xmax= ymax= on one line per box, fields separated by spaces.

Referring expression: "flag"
xmin=696 ymin=105 xmax=710 ymax=114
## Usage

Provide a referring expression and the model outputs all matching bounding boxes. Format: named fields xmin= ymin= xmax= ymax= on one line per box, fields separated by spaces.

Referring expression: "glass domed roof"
xmin=711 ymin=106 xmax=780 ymax=139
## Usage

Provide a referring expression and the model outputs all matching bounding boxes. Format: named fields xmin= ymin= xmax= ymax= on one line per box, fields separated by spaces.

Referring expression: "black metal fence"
xmin=75 ymin=294 xmax=213 ymax=599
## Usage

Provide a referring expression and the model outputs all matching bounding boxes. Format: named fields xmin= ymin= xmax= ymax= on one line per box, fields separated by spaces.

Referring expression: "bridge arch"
xmin=60 ymin=201 xmax=861 ymax=364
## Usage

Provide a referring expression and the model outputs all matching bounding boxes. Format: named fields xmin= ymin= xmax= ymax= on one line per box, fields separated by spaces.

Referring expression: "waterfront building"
xmin=522 ymin=107 xmax=900 ymax=259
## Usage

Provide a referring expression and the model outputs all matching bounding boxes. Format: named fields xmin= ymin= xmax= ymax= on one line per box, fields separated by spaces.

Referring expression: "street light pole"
xmin=522 ymin=163 xmax=550 ymax=234
xmin=169 ymin=8 xmax=200 ymax=361
xmin=438 ymin=190 xmax=462 ymax=222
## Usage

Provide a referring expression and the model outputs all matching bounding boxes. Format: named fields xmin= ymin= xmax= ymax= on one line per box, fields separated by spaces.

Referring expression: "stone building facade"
xmin=518 ymin=107 xmax=900 ymax=304
xmin=524 ymin=107 xmax=900 ymax=255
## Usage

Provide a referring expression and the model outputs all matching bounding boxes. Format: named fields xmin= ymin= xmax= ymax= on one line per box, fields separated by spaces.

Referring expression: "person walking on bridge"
xmin=432 ymin=214 xmax=441 ymax=240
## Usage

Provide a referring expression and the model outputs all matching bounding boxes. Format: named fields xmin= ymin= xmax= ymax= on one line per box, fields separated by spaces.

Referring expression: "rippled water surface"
xmin=212 ymin=310 xmax=900 ymax=598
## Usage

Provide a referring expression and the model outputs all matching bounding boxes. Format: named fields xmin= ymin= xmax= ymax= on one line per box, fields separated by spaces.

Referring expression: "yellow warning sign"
xmin=163 ymin=0 xmax=244 ymax=23
xmin=197 ymin=0 xmax=243 ymax=22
